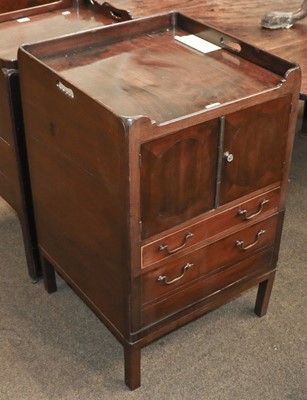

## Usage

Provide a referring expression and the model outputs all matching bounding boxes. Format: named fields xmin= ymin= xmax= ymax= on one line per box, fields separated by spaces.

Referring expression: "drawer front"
xmin=141 ymin=247 xmax=275 ymax=327
xmin=142 ymin=187 xmax=280 ymax=268
xmin=141 ymin=214 xmax=278 ymax=305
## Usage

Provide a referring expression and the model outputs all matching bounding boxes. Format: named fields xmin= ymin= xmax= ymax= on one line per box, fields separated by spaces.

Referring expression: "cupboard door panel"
xmin=220 ymin=96 xmax=291 ymax=204
xmin=140 ymin=119 xmax=219 ymax=238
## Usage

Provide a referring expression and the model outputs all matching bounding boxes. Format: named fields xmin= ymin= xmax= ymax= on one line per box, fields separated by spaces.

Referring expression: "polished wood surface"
xmin=141 ymin=214 xmax=278 ymax=305
xmin=141 ymin=187 xmax=280 ymax=267
xmin=219 ymin=96 xmax=291 ymax=204
xmin=0 ymin=0 xmax=72 ymax=22
xmin=105 ymin=0 xmax=307 ymax=95
xmin=18 ymin=12 xmax=301 ymax=390
xmin=142 ymin=247 xmax=276 ymax=326
xmin=93 ymin=0 xmax=204 ymax=20
xmin=0 ymin=0 xmax=60 ymax=13
xmin=183 ymin=1 xmax=307 ymax=95
xmin=140 ymin=120 xmax=219 ymax=237
xmin=0 ymin=71 xmax=21 ymax=211
xmin=0 ymin=0 xmax=305 ymax=279
xmin=0 ymin=0 xmax=115 ymax=68
xmin=24 ymin=14 xmax=289 ymax=123
xmin=0 ymin=68 xmax=41 ymax=280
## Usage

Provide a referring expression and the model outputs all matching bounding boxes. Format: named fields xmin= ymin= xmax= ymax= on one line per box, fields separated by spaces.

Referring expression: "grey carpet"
xmin=0 ymin=106 xmax=306 ymax=400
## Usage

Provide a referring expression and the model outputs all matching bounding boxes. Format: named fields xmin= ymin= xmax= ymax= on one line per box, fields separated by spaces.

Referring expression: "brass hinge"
xmin=139 ymin=153 xmax=142 ymax=168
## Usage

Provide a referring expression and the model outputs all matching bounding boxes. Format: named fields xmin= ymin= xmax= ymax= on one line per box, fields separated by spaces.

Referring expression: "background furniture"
xmin=0 ymin=0 xmax=118 ymax=281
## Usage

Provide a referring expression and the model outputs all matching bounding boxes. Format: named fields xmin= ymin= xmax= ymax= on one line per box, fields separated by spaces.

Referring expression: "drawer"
xmin=141 ymin=187 xmax=280 ymax=268
xmin=141 ymin=246 xmax=275 ymax=327
xmin=141 ymin=214 xmax=278 ymax=305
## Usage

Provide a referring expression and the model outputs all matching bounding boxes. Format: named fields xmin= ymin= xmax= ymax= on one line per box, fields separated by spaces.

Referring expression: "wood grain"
xmin=104 ymin=0 xmax=307 ymax=94
xmin=21 ymin=15 xmax=287 ymax=125
xmin=18 ymin=11 xmax=301 ymax=389
xmin=0 ymin=0 xmax=115 ymax=68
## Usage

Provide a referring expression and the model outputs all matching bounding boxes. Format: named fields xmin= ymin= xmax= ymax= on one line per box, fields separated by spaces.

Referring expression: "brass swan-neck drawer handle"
xmin=238 ymin=199 xmax=269 ymax=220
xmin=235 ymin=229 xmax=266 ymax=251
xmin=159 ymin=232 xmax=194 ymax=255
xmin=157 ymin=263 xmax=194 ymax=285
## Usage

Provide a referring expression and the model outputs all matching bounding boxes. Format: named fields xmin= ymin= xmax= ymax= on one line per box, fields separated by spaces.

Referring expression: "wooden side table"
xmin=18 ymin=13 xmax=301 ymax=388
xmin=0 ymin=0 xmax=119 ymax=281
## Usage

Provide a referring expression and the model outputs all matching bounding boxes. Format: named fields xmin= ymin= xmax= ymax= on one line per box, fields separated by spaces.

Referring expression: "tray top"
xmin=0 ymin=1 xmax=114 ymax=67
xmin=21 ymin=13 xmax=293 ymax=125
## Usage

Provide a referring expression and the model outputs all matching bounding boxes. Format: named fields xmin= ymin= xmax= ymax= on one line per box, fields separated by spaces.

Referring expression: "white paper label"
xmin=175 ymin=35 xmax=221 ymax=54
xmin=17 ymin=17 xmax=31 ymax=23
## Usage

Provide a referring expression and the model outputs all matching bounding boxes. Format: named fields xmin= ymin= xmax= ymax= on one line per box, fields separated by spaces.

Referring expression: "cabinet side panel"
xmin=19 ymin=51 xmax=130 ymax=336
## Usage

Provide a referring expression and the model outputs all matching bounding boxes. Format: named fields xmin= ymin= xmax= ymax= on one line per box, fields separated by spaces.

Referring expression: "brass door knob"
xmin=223 ymin=151 xmax=234 ymax=162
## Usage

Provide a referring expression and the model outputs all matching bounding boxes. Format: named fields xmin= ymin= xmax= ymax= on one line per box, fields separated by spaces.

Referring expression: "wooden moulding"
xmin=19 ymin=11 xmax=300 ymax=128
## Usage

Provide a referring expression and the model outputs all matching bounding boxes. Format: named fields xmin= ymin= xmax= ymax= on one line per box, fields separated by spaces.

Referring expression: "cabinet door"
xmin=220 ymin=96 xmax=291 ymax=205
xmin=140 ymin=119 xmax=219 ymax=239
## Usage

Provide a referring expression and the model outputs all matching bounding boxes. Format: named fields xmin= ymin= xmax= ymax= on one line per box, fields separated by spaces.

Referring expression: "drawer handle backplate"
xmin=157 ymin=263 xmax=194 ymax=285
xmin=159 ymin=232 xmax=193 ymax=255
xmin=238 ymin=199 xmax=269 ymax=220
xmin=235 ymin=229 xmax=266 ymax=251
